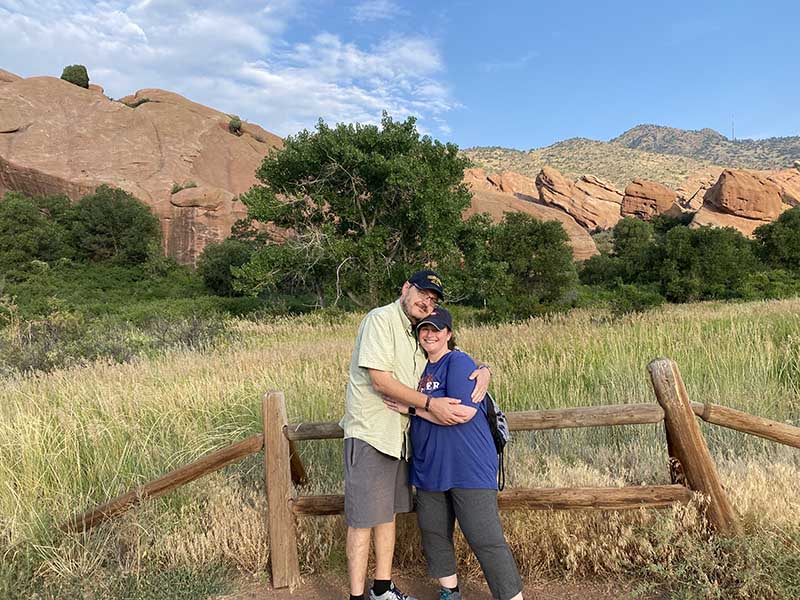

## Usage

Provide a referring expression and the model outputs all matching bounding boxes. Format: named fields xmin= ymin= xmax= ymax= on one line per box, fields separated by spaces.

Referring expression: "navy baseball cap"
xmin=407 ymin=270 xmax=444 ymax=299
xmin=416 ymin=307 xmax=453 ymax=332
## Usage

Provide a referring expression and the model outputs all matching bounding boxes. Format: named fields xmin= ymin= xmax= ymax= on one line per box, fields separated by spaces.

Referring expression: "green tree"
xmin=0 ymin=192 xmax=72 ymax=271
xmin=70 ymin=185 xmax=161 ymax=264
xmin=237 ymin=114 xmax=472 ymax=307
xmin=657 ymin=226 xmax=758 ymax=302
xmin=229 ymin=115 xmax=242 ymax=135
xmin=439 ymin=213 xmax=509 ymax=306
xmin=197 ymin=239 xmax=254 ymax=297
xmin=753 ymin=206 xmax=800 ymax=274
xmin=485 ymin=212 xmax=577 ymax=319
xmin=611 ymin=217 xmax=655 ymax=282
xmin=60 ymin=65 xmax=89 ymax=88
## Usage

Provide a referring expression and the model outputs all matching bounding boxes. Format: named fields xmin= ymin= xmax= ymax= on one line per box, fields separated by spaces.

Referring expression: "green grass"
xmin=1 ymin=299 xmax=800 ymax=597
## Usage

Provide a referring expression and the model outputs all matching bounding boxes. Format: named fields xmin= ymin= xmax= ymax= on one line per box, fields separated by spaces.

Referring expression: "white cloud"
xmin=0 ymin=0 xmax=456 ymax=137
xmin=351 ymin=0 xmax=405 ymax=23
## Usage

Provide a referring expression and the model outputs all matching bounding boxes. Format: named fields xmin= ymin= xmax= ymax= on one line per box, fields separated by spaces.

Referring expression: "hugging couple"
xmin=340 ymin=271 xmax=523 ymax=600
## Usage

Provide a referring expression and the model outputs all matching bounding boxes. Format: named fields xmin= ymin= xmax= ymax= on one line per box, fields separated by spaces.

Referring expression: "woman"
xmin=384 ymin=308 xmax=523 ymax=600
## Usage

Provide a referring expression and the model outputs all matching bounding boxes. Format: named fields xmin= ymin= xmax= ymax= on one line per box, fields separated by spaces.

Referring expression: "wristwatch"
xmin=408 ymin=406 xmax=417 ymax=416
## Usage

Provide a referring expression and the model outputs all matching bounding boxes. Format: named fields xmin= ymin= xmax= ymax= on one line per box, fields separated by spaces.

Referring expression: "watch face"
xmin=408 ymin=406 xmax=416 ymax=416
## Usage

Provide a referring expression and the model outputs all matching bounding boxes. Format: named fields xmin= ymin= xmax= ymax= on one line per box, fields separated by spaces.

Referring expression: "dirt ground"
xmin=215 ymin=572 xmax=665 ymax=599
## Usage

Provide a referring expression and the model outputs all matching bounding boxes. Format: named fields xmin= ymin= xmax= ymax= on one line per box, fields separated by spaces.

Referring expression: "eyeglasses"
xmin=413 ymin=285 xmax=440 ymax=307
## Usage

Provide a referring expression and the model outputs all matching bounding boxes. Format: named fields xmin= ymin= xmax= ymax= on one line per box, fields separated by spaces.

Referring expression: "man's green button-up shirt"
xmin=340 ymin=299 xmax=427 ymax=459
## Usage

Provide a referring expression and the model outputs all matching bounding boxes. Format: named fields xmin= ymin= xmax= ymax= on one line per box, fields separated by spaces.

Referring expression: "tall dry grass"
xmin=1 ymin=300 xmax=799 ymax=598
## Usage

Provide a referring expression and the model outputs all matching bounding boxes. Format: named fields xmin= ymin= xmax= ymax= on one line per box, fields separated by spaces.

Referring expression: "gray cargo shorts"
xmin=343 ymin=438 xmax=413 ymax=528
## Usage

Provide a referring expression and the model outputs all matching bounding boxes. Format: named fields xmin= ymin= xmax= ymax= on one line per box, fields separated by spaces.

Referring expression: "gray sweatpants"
xmin=416 ymin=488 xmax=523 ymax=600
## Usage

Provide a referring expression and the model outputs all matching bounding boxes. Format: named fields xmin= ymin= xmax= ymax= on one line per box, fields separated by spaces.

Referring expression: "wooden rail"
xmin=283 ymin=402 xmax=666 ymax=441
xmin=61 ymin=435 xmax=307 ymax=533
xmin=289 ymin=485 xmax=693 ymax=516
xmin=691 ymin=402 xmax=800 ymax=449
xmin=62 ymin=433 xmax=265 ymax=533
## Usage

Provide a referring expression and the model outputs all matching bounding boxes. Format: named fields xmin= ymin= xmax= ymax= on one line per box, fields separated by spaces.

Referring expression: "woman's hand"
xmin=383 ymin=396 xmax=409 ymax=414
xmin=468 ymin=366 xmax=491 ymax=403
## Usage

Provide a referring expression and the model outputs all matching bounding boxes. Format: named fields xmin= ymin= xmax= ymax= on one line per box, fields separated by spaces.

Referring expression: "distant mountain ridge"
xmin=463 ymin=138 xmax=715 ymax=189
xmin=611 ymin=124 xmax=800 ymax=170
xmin=464 ymin=124 xmax=800 ymax=189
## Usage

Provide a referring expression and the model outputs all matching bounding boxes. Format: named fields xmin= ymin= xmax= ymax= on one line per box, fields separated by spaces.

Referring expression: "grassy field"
xmin=2 ymin=300 xmax=800 ymax=598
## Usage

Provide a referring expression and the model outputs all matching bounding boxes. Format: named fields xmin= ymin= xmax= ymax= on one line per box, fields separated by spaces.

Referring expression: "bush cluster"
xmin=0 ymin=185 xmax=161 ymax=273
xmin=580 ymin=209 xmax=800 ymax=311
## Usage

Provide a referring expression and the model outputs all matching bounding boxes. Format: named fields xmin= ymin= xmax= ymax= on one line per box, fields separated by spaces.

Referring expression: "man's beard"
xmin=400 ymin=294 xmax=421 ymax=324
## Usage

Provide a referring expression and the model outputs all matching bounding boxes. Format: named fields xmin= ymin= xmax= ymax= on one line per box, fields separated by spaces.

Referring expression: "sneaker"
xmin=368 ymin=581 xmax=418 ymax=600
xmin=439 ymin=588 xmax=462 ymax=600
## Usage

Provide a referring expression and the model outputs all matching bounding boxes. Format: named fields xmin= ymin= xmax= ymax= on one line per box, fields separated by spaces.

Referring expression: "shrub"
xmin=60 ymin=64 xmax=89 ymax=88
xmin=610 ymin=283 xmax=665 ymax=317
xmin=657 ymin=226 xmax=759 ymax=302
xmin=0 ymin=192 xmax=72 ymax=271
xmin=228 ymin=115 xmax=242 ymax=135
xmin=483 ymin=212 xmax=578 ymax=320
xmin=69 ymin=185 xmax=161 ymax=264
xmin=753 ymin=206 xmax=800 ymax=274
xmin=197 ymin=239 xmax=254 ymax=297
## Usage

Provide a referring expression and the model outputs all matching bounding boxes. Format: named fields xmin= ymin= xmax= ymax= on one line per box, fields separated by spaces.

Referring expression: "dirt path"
xmin=215 ymin=572 xmax=664 ymax=599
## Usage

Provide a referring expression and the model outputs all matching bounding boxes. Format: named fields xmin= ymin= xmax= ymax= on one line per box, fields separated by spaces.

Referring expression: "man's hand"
xmin=383 ymin=397 xmax=409 ymax=414
xmin=468 ymin=366 xmax=491 ymax=403
xmin=428 ymin=396 xmax=472 ymax=425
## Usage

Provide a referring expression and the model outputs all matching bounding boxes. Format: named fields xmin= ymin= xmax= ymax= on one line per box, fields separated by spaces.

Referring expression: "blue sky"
xmin=1 ymin=0 xmax=799 ymax=149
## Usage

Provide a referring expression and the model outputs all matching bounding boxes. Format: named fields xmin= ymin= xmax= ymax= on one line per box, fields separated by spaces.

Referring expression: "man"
xmin=341 ymin=270 xmax=491 ymax=600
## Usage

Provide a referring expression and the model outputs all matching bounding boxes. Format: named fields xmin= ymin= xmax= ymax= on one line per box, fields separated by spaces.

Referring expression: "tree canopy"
xmin=236 ymin=113 xmax=473 ymax=307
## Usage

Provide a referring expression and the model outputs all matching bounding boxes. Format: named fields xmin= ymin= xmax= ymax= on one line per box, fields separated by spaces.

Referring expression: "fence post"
xmin=263 ymin=391 xmax=301 ymax=588
xmin=647 ymin=358 xmax=741 ymax=535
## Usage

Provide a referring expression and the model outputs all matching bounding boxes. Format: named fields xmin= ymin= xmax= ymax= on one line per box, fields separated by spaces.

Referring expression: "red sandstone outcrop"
xmin=703 ymin=169 xmax=783 ymax=221
xmin=0 ymin=69 xmax=21 ymax=84
xmin=621 ymin=180 xmax=677 ymax=220
xmin=768 ymin=168 xmax=800 ymax=206
xmin=676 ymin=167 xmax=724 ymax=210
xmin=535 ymin=168 xmax=622 ymax=230
xmin=463 ymin=169 xmax=598 ymax=260
xmin=0 ymin=75 xmax=282 ymax=264
xmin=487 ymin=171 xmax=539 ymax=199
xmin=690 ymin=207 xmax=769 ymax=237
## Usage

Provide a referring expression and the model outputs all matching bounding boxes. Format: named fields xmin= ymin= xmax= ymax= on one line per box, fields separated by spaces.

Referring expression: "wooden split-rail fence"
xmin=62 ymin=358 xmax=800 ymax=590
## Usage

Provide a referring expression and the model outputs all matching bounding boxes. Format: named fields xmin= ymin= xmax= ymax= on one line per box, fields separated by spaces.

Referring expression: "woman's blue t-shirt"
xmin=410 ymin=350 xmax=498 ymax=492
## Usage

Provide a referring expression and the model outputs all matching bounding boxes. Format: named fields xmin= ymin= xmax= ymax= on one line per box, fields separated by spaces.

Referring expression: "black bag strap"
xmin=497 ymin=448 xmax=505 ymax=491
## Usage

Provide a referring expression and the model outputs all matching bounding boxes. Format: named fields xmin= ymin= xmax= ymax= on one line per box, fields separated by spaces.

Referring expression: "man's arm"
xmin=368 ymin=369 xmax=472 ymax=425
xmin=383 ymin=397 xmax=476 ymax=425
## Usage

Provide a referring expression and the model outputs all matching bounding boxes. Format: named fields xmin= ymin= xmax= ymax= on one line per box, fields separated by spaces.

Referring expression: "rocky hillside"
xmin=612 ymin=124 xmax=800 ymax=169
xmin=0 ymin=70 xmax=282 ymax=264
xmin=465 ymin=125 xmax=800 ymax=190
xmin=463 ymin=138 xmax=718 ymax=190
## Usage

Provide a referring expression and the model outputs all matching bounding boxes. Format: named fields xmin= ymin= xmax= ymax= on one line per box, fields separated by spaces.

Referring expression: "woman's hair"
xmin=447 ymin=333 xmax=456 ymax=351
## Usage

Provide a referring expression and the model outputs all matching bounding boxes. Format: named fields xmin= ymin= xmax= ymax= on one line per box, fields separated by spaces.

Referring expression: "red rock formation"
xmin=0 ymin=76 xmax=282 ymax=264
xmin=703 ymin=169 xmax=782 ymax=221
xmin=0 ymin=69 xmax=21 ymax=84
xmin=676 ymin=167 xmax=724 ymax=210
xmin=535 ymin=167 xmax=622 ymax=230
xmin=621 ymin=180 xmax=677 ymax=220
xmin=463 ymin=169 xmax=598 ymax=260
xmin=767 ymin=168 xmax=800 ymax=207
